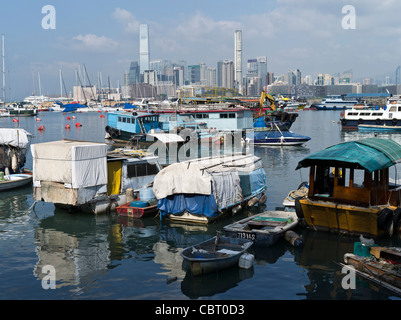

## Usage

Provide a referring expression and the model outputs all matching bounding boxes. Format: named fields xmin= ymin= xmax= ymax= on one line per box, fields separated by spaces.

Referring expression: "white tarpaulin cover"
xmin=0 ymin=128 xmax=32 ymax=148
xmin=147 ymin=133 xmax=184 ymax=143
xmin=31 ymin=140 xmax=108 ymax=188
xmin=152 ymin=154 xmax=263 ymax=200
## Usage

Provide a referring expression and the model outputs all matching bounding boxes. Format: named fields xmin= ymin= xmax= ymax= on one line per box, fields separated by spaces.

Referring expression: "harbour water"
xmin=1 ymin=110 xmax=401 ymax=300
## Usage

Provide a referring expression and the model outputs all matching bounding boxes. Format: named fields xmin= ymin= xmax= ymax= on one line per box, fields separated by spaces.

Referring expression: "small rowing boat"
xmin=181 ymin=234 xmax=253 ymax=276
xmin=223 ymin=210 xmax=299 ymax=247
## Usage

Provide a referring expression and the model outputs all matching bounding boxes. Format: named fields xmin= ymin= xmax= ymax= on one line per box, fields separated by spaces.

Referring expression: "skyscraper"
xmin=139 ymin=24 xmax=150 ymax=74
xmin=222 ymin=60 xmax=234 ymax=89
xmin=234 ymin=30 xmax=242 ymax=93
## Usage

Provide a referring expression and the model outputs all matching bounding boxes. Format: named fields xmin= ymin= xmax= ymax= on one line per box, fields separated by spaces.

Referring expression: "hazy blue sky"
xmin=1 ymin=0 xmax=400 ymax=100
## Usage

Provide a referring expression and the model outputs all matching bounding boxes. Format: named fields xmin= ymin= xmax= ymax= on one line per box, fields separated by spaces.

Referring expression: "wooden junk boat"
xmin=294 ymin=138 xmax=401 ymax=238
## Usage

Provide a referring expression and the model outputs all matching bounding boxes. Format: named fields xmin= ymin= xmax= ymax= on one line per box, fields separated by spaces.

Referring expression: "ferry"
xmin=312 ymin=95 xmax=361 ymax=110
xmin=340 ymin=95 xmax=401 ymax=130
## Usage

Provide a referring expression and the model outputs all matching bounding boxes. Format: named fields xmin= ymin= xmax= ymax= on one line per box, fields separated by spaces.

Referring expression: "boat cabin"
xmin=106 ymin=112 xmax=160 ymax=137
xmin=295 ymin=138 xmax=401 ymax=237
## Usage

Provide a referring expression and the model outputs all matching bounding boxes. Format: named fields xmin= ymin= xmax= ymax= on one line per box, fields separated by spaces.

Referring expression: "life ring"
xmin=377 ymin=208 xmax=393 ymax=236
xmin=392 ymin=118 xmax=398 ymax=125
xmin=376 ymin=118 xmax=382 ymax=125
xmin=358 ymin=118 xmax=363 ymax=124
xmin=294 ymin=197 xmax=304 ymax=219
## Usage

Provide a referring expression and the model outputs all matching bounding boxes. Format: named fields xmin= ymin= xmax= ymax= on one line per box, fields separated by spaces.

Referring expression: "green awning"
xmin=296 ymin=138 xmax=401 ymax=172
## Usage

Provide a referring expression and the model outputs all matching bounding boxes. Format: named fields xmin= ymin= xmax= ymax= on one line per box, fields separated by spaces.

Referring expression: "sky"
xmin=1 ymin=0 xmax=401 ymax=100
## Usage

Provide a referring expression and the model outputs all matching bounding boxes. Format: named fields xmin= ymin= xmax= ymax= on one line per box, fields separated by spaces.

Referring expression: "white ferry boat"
xmin=340 ymin=95 xmax=401 ymax=130
xmin=312 ymin=95 xmax=360 ymax=110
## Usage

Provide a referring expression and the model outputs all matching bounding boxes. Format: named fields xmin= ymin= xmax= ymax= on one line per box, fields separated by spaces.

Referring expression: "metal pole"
xmin=2 ymin=34 xmax=5 ymax=103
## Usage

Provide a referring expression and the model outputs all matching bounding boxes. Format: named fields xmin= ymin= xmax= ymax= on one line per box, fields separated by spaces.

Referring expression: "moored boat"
xmin=342 ymin=243 xmax=401 ymax=294
xmin=341 ymin=95 xmax=401 ymax=130
xmin=180 ymin=234 xmax=253 ymax=275
xmin=223 ymin=210 xmax=299 ymax=247
xmin=312 ymin=95 xmax=361 ymax=110
xmin=294 ymin=138 xmax=401 ymax=238
xmin=31 ymin=140 xmax=162 ymax=214
xmin=0 ymin=173 xmax=32 ymax=191
xmin=245 ymin=128 xmax=310 ymax=146
xmin=153 ymin=154 xmax=266 ymax=224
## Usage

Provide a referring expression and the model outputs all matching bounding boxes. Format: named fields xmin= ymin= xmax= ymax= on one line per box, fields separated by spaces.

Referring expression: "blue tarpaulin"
xmin=158 ymin=192 xmax=219 ymax=218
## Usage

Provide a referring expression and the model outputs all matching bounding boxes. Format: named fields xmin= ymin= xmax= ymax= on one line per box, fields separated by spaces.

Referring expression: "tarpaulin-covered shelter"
xmin=32 ymin=140 xmax=162 ymax=214
xmin=0 ymin=128 xmax=32 ymax=173
xmin=153 ymin=154 xmax=266 ymax=224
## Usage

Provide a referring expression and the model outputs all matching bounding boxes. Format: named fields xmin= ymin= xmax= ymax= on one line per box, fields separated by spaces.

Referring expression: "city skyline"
xmin=1 ymin=0 xmax=401 ymax=100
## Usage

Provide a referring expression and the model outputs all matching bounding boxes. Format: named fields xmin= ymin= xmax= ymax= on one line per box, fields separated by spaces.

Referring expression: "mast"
xmin=59 ymin=69 xmax=63 ymax=98
xmin=2 ymin=34 xmax=5 ymax=103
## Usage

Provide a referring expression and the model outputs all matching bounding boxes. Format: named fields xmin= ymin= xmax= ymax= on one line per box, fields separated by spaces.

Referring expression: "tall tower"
xmin=234 ymin=30 xmax=242 ymax=94
xmin=139 ymin=24 xmax=150 ymax=74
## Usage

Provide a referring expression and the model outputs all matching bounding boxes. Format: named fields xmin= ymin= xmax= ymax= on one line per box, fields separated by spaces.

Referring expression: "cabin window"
xmin=371 ymin=113 xmax=383 ymax=116
xmin=127 ymin=163 xmax=159 ymax=178
xmin=390 ymin=106 xmax=397 ymax=112
xmin=359 ymin=112 xmax=371 ymax=116
xmin=228 ymin=113 xmax=236 ymax=118
xmin=220 ymin=114 xmax=228 ymax=118
xmin=118 ymin=116 xmax=122 ymax=122
xmin=398 ymin=107 xmax=401 ymax=112
xmin=122 ymin=117 xmax=127 ymax=123
xmin=342 ymin=168 xmax=365 ymax=188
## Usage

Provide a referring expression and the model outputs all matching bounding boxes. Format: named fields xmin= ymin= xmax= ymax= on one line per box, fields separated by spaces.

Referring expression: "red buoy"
xmin=38 ymin=125 xmax=45 ymax=131
xmin=75 ymin=122 xmax=82 ymax=127
xmin=65 ymin=124 xmax=71 ymax=129
xmin=67 ymin=116 xmax=71 ymax=120
xmin=100 ymin=114 xmax=104 ymax=118
xmin=12 ymin=118 xmax=18 ymax=122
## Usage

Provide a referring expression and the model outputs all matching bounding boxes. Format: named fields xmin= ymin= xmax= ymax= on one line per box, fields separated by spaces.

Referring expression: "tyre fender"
xmin=294 ymin=197 xmax=304 ymax=219
xmin=378 ymin=208 xmax=394 ymax=236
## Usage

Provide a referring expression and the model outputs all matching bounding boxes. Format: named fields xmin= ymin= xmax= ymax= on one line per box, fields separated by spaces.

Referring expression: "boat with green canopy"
xmin=294 ymin=138 xmax=401 ymax=238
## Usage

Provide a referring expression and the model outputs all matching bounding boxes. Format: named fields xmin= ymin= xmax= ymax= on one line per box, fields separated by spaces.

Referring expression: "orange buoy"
xmin=65 ymin=124 xmax=71 ymax=129
xmin=75 ymin=122 xmax=82 ymax=127
xmin=38 ymin=125 xmax=45 ymax=131
xmin=12 ymin=118 xmax=18 ymax=122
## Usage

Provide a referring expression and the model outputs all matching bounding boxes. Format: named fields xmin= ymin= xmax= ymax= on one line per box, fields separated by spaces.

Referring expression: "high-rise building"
xmin=217 ymin=60 xmax=223 ymax=87
xmin=127 ymin=61 xmax=140 ymax=85
xmin=188 ymin=65 xmax=201 ymax=84
xmin=234 ymin=30 xmax=242 ymax=93
xmin=257 ymin=57 xmax=267 ymax=91
xmin=222 ymin=60 xmax=234 ymax=89
xmin=139 ymin=24 xmax=150 ymax=74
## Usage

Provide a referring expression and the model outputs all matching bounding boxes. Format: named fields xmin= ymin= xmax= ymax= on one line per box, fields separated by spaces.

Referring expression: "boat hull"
xmin=0 ymin=174 xmax=32 ymax=191
xmin=296 ymin=198 xmax=394 ymax=238
xmin=223 ymin=210 xmax=298 ymax=246
xmin=344 ymin=253 xmax=401 ymax=293
xmin=181 ymin=236 xmax=253 ymax=275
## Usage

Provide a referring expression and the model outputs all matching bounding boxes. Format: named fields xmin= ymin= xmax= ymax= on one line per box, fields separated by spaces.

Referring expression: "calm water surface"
xmin=1 ymin=110 xmax=401 ymax=300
